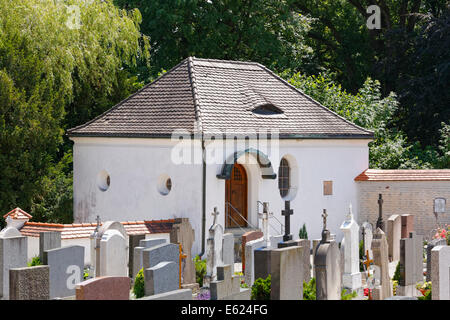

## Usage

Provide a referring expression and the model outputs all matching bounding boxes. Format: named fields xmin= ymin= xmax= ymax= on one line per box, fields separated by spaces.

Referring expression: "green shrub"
xmin=251 ymin=275 xmax=271 ymax=300
xmin=303 ymin=277 xmax=316 ymax=300
xmin=194 ymin=255 xmax=206 ymax=287
xmin=393 ymin=261 xmax=402 ymax=282
xmin=133 ymin=268 xmax=145 ymax=299
xmin=341 ymin=288 xmax=357 ymax=300
xmin=418 ymin=290 xmax=432 ymax=300
xmin=27 ymin=256 xmax=41 ymax=267
xmin=299 ymin=224 xmax=308 ymax=240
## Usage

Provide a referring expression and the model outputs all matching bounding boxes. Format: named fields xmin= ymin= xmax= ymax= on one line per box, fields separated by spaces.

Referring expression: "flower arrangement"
xmin=432 ymin=225 xmax=449 ymax=245
xmin=416 ymin=281 xmax=432 ymax=298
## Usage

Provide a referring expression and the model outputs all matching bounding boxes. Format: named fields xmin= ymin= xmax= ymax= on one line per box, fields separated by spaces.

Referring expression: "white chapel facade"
xmin=68 ymin=57 xmax=373 ymax=255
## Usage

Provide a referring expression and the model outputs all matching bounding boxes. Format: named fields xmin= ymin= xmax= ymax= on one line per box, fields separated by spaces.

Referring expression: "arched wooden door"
xmin=225 ymin=164 xmax=248 ymax=227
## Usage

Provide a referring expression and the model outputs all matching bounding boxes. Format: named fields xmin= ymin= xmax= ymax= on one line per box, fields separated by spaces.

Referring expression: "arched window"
xmin=278 ymin=158 xmax=290 ymax=198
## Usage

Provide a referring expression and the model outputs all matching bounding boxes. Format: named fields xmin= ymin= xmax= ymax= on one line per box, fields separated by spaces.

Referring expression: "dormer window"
xmin=251 ymin=104 xmax=284 ymax=116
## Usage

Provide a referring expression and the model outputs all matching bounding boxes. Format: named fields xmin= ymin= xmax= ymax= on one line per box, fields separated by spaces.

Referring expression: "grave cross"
xmin=322 ymin=209 xmax=328 ymax=230
xmin=212 ymin=207 xmax=220 ymax=226
xmin=376 ymin=194 xmax=384 ymax=231
xmin=281 ymin=201 xmax=294 ymax=242
xmin=363 ymin=250 xmax=373 ymax=271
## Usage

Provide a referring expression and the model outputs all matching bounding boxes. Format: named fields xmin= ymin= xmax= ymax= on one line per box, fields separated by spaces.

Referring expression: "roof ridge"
xmin=255 ymin=63 xmax=374 ymax=136
xmin=191 ymin=57 xmax=259 ymax=66
xmin=187 ymin=57 xmax=202 ymax=132
xmin=67 ymin=58 xmax=191 ymax=136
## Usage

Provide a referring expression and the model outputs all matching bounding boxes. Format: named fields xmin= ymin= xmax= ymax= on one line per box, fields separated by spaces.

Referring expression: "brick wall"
xmin=356 ymin=181 xmax=450 ymax=240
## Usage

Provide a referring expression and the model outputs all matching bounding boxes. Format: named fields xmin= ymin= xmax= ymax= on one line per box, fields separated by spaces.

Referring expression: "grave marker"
xmin=9 ymin=266 xmax=49 ymax=300
xmin=39 ymin=232 xmax=61 ymax=262
xmin=387 ymin=215 xmax=401 ymax=262
xmin=431 ymin=245 xmax=450 ymax=300
xmin=210 ymin=264 xmax=250 ymax=300
xmin=370 ymin=228 xmax=392 ymax=300
xmin=144 ymin=261 xmax=179 ymax=296
xmin=170 ymin=218 xmax=196 ymax=285
xmin=76 ymin=276 xmax=130 ymax=300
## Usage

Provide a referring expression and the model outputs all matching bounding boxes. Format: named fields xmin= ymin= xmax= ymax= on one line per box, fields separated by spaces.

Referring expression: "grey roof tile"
xmin=67 ymin=57 xmax=374 ymax=139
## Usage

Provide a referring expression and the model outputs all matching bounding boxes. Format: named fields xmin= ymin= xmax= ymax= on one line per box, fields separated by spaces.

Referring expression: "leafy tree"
xmin=114 ymin=0 xmax=314 ymax=79
xmin=0 ymin=0 xmax=149 ymax=221
xmin=284 ymin=71 xmax=440 ymax=169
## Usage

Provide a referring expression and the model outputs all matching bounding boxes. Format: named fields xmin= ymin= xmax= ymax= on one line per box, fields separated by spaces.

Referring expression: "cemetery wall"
xmin=357 ymin=180 xmax=450 ymax=239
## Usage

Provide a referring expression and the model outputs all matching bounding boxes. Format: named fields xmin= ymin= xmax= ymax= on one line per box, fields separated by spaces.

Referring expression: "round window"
xmin=157 ymin=174 xmax=172 ymax=195
xmin=97 ymin=170 xmax=111 ymax=192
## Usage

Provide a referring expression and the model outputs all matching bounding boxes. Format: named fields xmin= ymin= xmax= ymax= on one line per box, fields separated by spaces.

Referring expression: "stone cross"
xmin=376 ymin=194 xmax=384 ymax=231
xmin=281 ymin=201 xmax=293 ymax=242
xmin=212 ymin=207 xmax=220 ymax=226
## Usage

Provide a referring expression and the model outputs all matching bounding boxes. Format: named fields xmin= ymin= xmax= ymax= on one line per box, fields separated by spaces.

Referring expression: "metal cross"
xmin=94 ymin=215 xmax=101 ymax=233
xmin=212 ymin=207 xmax=220 ymax=225
xmin=363 ymin=250 xmax=373 ymax=271
xmin=282 ymin=201 xmax=294 ymax=241
xmin=376 ymin=194 xmax=384 ymax=231
xmin=322 ymin=209 xmax=328 ymax=230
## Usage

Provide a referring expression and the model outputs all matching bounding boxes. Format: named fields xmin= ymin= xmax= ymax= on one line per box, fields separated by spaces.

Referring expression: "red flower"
xmin=364 ymin=288 xmax=369 ymax=296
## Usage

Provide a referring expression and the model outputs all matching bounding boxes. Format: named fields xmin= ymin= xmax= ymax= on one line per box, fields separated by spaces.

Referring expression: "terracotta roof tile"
xmin=19 ymin=219 xmax=174 ymax=240
xmin=355 ymin=169 xmax=450 ymax=181
xmin=68 ymin=57 xmax=373 ymax=139
xmin=3 ymin=208 xmax=32 ymax=220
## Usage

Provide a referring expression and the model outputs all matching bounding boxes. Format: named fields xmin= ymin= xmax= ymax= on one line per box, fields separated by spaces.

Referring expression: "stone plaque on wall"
xmin=323 ymin=181 xmax=333 ymax=196
xmin=434 ymin=198 xmax=446 ymax=214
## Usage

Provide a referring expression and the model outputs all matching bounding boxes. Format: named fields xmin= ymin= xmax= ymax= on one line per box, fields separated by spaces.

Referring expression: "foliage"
xmin=416 ymin=281 xmax=432 ymax=300
xmin=298 ymin=223 xmax=308 ymax=240
xmin=194 ymin=255 xmax=207 ymax=287
xmin=133 ymin=268 xmax=145 ymax=299
xmin=196 ymin=291 xmax=210 ymax=300
xmin=303 ymin=277 xmax=316 ymax=300
xmin=392 ymin=280 xmax=399 ymax=296
xmin=341 ymin=288 xmax=357 ymax=300
xmin=285 ymin=72 xmax=440 ymax=169
xmin=83 ymin=268 xmax=90 ymax=280
xmin=27 ymin=256 xmax=42 ymax=267
xmin=359 ymin=240 xmax=365 ymax=272
xmin=393 ymin=261 xmax=402 ymax=282
xmin=115 ymin=0 xmax=314 ymax=80
xmin=0 ymin=0 xmax=149 ymax=221
xmin=251 ymin=275 xmax=271 ymax=300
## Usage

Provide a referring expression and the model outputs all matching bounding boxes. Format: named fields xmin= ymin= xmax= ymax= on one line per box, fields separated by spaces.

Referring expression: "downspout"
xmin=198 ymin=135 xmax=206 ymax=258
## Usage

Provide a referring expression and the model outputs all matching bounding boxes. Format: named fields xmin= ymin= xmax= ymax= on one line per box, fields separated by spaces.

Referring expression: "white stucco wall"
xmin=72 ymin=136 xmax=370 ymax=255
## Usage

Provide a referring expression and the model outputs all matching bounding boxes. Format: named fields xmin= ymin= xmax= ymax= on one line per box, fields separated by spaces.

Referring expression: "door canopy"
xmin=216 ymin=148 xmax=277 ymax=180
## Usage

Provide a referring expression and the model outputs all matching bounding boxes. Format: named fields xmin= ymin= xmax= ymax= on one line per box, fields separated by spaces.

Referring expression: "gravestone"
xmin=43 ymin=245 xmax=84 ymax=299
xmin=431 ymin=245 xmax=450 ymax=300
xmin=90 ymin=220 xmax=128 ymax=277
xmin=170 ymin=218 xmax=196 ymax=285
xmin=340 ymin=205 xmax=362 ymax=292
xmin=76 ymin=276 xmax=130 ymax=300
xmin=370 ymin=228 xmax=392 ymax=300
xmin=0 ymin=227 xmax=27 ymax=300
xmin=138 ymin=288 xmax=193 ymax=300
xmin=361 ymin=222 xmax=373 ymax=260
xmin=222 ymin=233 xmax=234 ymax=274
xmin=270 ymin=246 xmax=304 ymax=300
xmin=210 ymin=264 xmax=250 ymax=300
xmin=399 ymin=232 xmax=423 ymax=286
xmin=244 ymin=237 xmax=265 ymax=286
xmin=401 ymin=214 xmax=414 ymax=239
xmin=387 ymin=215 xmax=401 ymax=262
xmin=128 ymin=234 xmax=146 ymax=278
xmin=144 ymin=261 xmax=179 ymax=296
xmin=99 ymin=229 xmax=128 ymax=277
xmin=39 ymin=232 xmax=61 ymax=262
xmin=241 ymin=231 xmax=263 ymax=272
xmin=295 ymin=239 xmax=311 ymax=283
xmin=142 ymin=243 xmax=179 ymax=271
xmin=9 ymin=266 xmax=49 ymax=300
xmin=278 ymin=201 xmax=296 ymax=248
xmin=376 ymin=194 xmax=385 ymax=231
xmin=205 ymin=208 xmax=224 ymax=286
xmin=133 ymin=238 xmax=167 ymax=278
xmin=426 ymin=238 xmax=447 ymax=282
xmin=314 ymin=210 xmax=341 ymax=300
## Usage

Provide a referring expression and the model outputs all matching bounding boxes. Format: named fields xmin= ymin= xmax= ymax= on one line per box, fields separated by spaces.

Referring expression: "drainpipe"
xmin=198 ymin=135 xmax=207 ymax=258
